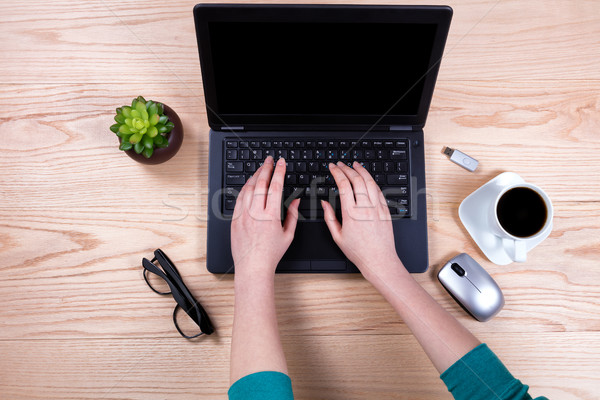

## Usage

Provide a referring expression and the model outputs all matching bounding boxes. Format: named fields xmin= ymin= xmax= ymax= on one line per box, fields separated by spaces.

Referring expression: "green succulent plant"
xmin=110 ymin=96 xmax=174 ymax=158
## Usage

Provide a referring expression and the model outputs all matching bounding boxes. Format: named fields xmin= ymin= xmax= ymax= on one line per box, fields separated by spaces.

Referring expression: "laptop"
xmin=193 ymin=4 xmax=452 ymax=273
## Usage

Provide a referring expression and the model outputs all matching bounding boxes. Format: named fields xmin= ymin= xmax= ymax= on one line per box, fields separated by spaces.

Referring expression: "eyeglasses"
xmin=142 ymin=249 xmax=215 ymax=339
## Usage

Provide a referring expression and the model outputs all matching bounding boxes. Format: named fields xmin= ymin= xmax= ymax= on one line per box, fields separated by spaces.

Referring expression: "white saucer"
xmin=458 ymin=172 xmax=552 ymax=265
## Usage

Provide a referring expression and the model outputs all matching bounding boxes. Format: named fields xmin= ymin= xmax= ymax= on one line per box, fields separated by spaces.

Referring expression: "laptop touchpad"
xmin=283 ymin=221 xmax=345 ymax=260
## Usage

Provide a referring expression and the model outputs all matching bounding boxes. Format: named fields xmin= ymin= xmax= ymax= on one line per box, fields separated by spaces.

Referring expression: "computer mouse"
xmin=437 ymin=253 xmax=504 ymax=322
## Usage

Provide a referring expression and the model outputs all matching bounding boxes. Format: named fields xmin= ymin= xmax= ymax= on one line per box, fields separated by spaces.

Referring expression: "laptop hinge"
xmin=221 ymin=126 xmax=244 ymax=131
xmin=389 ymin=125 xmax=413 ymax=131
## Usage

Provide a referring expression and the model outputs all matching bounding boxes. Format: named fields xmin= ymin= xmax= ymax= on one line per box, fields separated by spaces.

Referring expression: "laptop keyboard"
xmin=222 ymin=138 xmax=410 ymax=220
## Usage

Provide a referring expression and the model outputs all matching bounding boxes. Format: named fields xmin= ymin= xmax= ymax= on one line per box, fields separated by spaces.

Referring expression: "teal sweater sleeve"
xmin=228 ymin=371 xmax=294 ymax=400
xmin=441 ymin=343 xmax=548 ymax=400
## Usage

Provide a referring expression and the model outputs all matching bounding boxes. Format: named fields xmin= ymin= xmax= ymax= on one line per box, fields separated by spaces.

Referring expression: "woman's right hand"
xmin=321 ymin=161 xmax=409 ymax=284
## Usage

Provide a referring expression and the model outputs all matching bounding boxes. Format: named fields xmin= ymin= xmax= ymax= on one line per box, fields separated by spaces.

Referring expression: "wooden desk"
xmin=1 ymin=1 xmax=599 ymax=399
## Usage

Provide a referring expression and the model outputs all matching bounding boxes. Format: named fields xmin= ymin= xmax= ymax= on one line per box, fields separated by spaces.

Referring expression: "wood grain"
xmin=1 ymin=0 xmax=600 ymax=399
xmin=0 ymin=334 xmax=598 ymax=400
xmin=1 ymin=1 xmax=599 ymax=83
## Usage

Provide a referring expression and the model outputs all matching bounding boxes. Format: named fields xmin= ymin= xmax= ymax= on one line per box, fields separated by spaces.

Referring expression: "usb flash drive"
xmin=443 ymin=147 xmax=479 ymax=172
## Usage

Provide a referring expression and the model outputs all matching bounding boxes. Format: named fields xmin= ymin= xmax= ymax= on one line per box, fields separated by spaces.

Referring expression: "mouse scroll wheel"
xmin=451 ymin=263 xmax=465 ymax=277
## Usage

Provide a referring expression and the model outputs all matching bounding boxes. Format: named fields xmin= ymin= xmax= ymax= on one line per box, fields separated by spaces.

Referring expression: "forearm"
xmin=230 ymin=272 xmax=288 ymax=384
xmin=369 ymin=259 xmax=480 ymax=374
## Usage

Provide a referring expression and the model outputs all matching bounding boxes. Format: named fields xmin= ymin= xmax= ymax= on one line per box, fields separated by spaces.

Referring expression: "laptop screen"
xmin=195 ymin=5 xmax=452 ymax=128
xmin=209 ymin=22 xmax=436 ymax=116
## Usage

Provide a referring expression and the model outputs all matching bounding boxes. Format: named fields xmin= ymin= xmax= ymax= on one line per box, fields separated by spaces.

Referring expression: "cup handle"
xmin=513 ymin=240 xmax=527 ymax=262
xmin=502 ymin=238 xmax=527 ymax=262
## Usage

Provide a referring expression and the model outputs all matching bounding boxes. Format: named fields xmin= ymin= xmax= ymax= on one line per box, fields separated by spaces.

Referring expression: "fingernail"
xmin=277 ymin=157 xmax=286 ymax=165
xmin=265 ymin=155 xmax=273 ymax=163
xmin=337 ymin=161 xmax=343 ymax=167
xmin=329 ymin=162 xmax=336 ymax=169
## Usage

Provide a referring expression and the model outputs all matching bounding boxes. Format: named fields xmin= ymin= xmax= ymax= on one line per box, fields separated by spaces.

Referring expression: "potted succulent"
xmin=110 ymin=96 xmax=183 ymax=164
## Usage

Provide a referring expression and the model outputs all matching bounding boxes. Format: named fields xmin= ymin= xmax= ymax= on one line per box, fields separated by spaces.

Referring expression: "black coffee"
xmin=496 ymin=187 xmax=547 ymax=238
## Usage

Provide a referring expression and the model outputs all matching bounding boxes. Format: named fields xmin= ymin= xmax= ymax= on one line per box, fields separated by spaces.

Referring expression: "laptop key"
xmin=298 ymin=174 xmax=309 ymax=185
xmin=387 ymin=174 xmax=408 ymax=185
xmin=244 ymin=161 xmax=256 ymax=172
xmin=226 ymin=161 xmax=243 ymax=172
xmin=316 ymin=187 xmax=328 ymax=196
xmin=276 ymin=149 xmax=288 ymax=159
xmin=374 ymin=174 xmax=385 ymax=185
xmin=285 ymin=174 xmax=297 ymax=184
xmin=226 ymin=174 xmax=246 ymax=185
xmin=308 ymin=161 xmax=319 ymax=172
xmin=296 ymin=162 xmax=307 ymax=172
xmin=382 ymin=186 xmax=408 ymax=196
xmin=251 ymin=149 xmax=263 ymax=160
xmin=289 ymin=187 xmax=305 ymax=199
xmin=226 ymin=141 xmax=238 ymax=148
xmin=226 ymin=149 xmax=238 ymax=160
xmin=239 ymin=149 xmax=250 ymax=160
xmin=224 ymin=186 xmax=241 ymax=198
xmin=397 ymin=162 xmax=408 ymax=172
xmin=391 ymin=150 xmax=407 ymax=159
xmin=225 ymin=198 xmax=236 ymax=210
xmin=302 ymin=150 xmax=313 ymax=159
xmin=397 ymin=205 xmax=409 ymax=216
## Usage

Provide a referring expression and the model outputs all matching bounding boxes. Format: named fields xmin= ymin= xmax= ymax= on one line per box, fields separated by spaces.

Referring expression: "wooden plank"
xmin=0 ymin=1 xmax=599 ymax=84
xmin=0 ymin=333 xmax=597 ymax=400
xmin=0 ymin=80 xmax=599 ymax=210
xmin=0 ymin=200 xmax=598 ymax=339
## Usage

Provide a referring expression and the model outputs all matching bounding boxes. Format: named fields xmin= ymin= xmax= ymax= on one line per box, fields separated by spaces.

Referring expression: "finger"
xmin=336 ymin=161 xmax=370 ymax=205
xmin=283 ymin=198 xmax=300 ymax=238
xmin=242 ymin=164 xmax=261 ymax=210
xmin=232 ymin=185 xmax=245 ymax=220
xmin=353 ymin=161 xmax=385 ymax=206
xmin=266 ymin=157 xmax=287 ymax=212
xmin=321 ymin=199 xmax=342 ymax=243
xmin=250 ymin=156 xmax=274 ymax=210
xmin=329 ymin=163 xmax=355 ymax=214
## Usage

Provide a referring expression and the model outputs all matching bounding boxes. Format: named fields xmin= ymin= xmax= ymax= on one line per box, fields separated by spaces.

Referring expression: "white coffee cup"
xmin=490 ymin=182 xmax=553 ymax=262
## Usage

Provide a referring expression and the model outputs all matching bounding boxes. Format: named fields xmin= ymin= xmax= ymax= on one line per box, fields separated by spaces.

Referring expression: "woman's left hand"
xmin=230 ymin=156 xmax=300 ymax=279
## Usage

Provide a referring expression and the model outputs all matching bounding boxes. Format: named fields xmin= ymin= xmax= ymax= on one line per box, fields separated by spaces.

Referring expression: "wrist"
xmin=234 ymin=262 xmax=277 ymax=287
xmin=363 ymin=257 xmax=411 ymax=292
xmin=361 ymin=255 xmax=408 ymax=281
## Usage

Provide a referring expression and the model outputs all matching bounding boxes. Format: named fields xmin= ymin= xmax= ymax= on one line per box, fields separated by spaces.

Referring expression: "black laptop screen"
xmin=207 ymin=21 xmax=437 ymax=118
